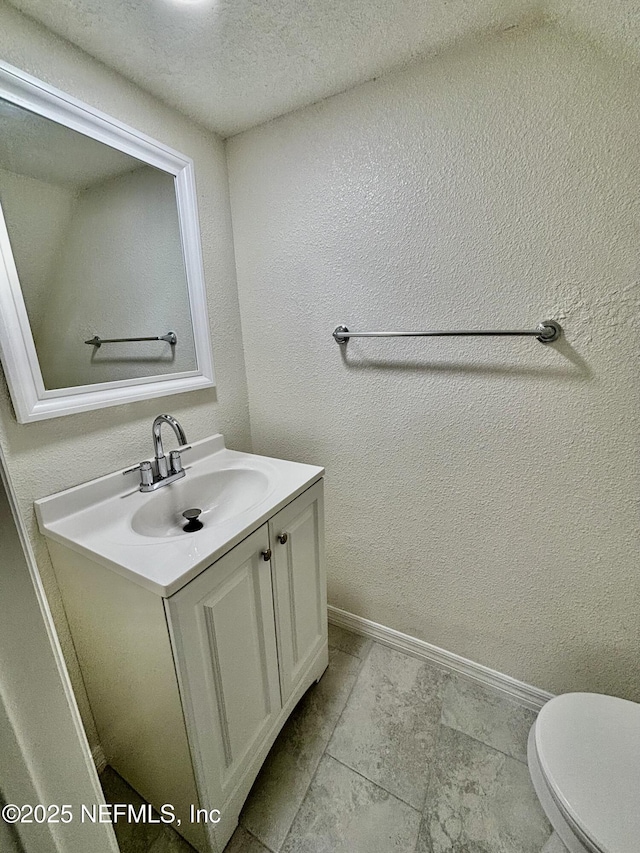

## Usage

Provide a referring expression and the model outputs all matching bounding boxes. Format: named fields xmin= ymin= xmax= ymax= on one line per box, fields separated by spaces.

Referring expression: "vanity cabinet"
xmin=269 ymin=482 xmax=327 ymax=704
xmin=48 ymin=479 xmax=327 ymax=853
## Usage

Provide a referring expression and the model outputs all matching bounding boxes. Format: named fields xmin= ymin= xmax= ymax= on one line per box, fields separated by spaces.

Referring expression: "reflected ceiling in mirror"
xmin=0 ymin=62 xmax=214 ymax=422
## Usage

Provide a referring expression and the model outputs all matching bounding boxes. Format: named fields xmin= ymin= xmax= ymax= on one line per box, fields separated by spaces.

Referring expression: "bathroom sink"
xmin=34 ymin=433 xmax=324 ymax=596
xmin=131 ymin=468 xmax=271 ymax=538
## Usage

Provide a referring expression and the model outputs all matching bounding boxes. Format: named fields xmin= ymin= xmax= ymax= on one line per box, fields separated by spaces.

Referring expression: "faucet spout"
xmin=152 ymin=414 xmax=188 ymax=478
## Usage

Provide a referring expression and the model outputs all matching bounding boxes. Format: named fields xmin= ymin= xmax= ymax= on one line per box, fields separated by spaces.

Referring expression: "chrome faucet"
xmin=153 ymin=414 xmax=187 ymax=479
xmin=123 ymin=414 xmax=191 ymax=492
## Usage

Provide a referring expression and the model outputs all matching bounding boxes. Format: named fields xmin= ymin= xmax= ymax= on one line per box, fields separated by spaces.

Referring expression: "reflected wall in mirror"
xmin=0 ymin=62 xmax=214 ymax=422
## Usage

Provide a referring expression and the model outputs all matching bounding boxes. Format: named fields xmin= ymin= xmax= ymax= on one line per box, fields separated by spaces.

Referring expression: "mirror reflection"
xmin=0 ymin=96 xmax=196 ymax=390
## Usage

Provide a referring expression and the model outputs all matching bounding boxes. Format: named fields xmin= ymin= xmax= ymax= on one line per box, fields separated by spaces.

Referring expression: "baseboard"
xmin=327 ymin=606 xmax=554 ymax=711
xmin=92 ymin=744 xmax=108 ymax=774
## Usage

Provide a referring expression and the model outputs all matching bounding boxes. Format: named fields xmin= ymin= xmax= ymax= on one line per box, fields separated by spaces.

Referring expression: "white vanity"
xmin=35 ymin=434 xmax=327 ymax=852
xmin=0 ymin=62 xmax=327 ymax=852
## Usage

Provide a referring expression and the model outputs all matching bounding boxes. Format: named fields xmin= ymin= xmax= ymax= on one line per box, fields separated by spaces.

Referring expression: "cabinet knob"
xmin=261 ymin=549 xmax=272 ymax=561
xmin=277 ymin=532 xmax=288 ymax=545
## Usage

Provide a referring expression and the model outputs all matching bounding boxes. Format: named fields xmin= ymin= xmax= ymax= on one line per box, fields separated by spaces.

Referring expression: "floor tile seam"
xmin=279 ymin=752 xmax=423 ymax=852
xmin=360 ymin=637 xmax=374 ymax=659
xmin=325 ymin=641 xmax=450 ymax=815
xmin=278 ymin=749 xmax=326 ymax=852
xmin=244 ymin=825 xmax=277 ymax=853
xmin=285 ymin=733 xmax=337 ymax=837
xmin=429 ymin=721 xmax=540 ymax=814
xmin=261 ymin=652 xmax=371 ymax=853
xmin=350 ymin=636 xmax=375 ymax=664
xmin=414 ymin=712 xmax=451 ymax=817
xmin=384 ymin=667 xmax=451 ymax=817
xmin=322 ymin=751 xmax=423 ymax=813
xmin=417 ymin=727 xmax=554 ymax=853
xmin=412 ymin=817 xmax=429 ymax=853
xmin=418 ymin=721 xmax=541 ymax=836
xmin=277 ymin=649 xmax=375 ymax=852
xmin=320 ymin=754 xmax=424 ymax=852
xmin=366 ymin=635 xmax=457 ymax=682
xmin=239 ymin=800 xmax=293 ymax=853
xmin=146 ymin=830 xmax=171 ymax=853
xmin=327 ymin=642 xmax=366 ymax=663
xmin=438 ymin=719 xmax=529 ymax=767
xmin=314 ymin=640 xmax=373 ymax=767
xmin=323 ymin=638 xmax=374 ymax=742
xmin=447 ymin=673 xmax=540 ymax=714
xmin=366 ymin=640 xmax=456 ymax=706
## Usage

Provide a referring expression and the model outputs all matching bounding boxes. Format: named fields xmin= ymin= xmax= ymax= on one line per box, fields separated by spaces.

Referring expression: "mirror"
xmin=0 ymin=61 xmax=214 ymax=423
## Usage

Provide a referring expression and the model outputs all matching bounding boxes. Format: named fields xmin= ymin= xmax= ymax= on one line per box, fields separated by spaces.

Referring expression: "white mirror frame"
xmin=0 ymin=60 xmax=215 ymax=423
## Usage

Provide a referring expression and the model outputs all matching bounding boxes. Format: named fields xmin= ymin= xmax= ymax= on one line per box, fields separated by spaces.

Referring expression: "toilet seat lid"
xmin=535 ymin=692 xmax=640 ymax=853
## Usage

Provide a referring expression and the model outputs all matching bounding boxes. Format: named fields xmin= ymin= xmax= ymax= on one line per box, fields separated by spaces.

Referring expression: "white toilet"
xmin=527 ymin=692 xmax=640 ymax=853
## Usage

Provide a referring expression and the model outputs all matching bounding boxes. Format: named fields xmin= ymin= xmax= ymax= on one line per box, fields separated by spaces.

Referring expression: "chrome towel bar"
xmin=85 ymin=331 xmax=177 ymax=348
xmin=333 ymin=320 xmax=562 ymax=345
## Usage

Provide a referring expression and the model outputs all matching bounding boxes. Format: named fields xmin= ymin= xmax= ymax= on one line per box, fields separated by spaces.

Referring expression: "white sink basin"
xmin=131 ymin=468 xmax=271 ymax=538
xmin=35 ymin=434 xmax=324 ymax=596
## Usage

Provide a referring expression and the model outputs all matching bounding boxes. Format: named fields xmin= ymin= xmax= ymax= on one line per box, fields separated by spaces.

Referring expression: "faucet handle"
xmin=170 ymin=446 xmax=193 ymax=475
xmin=123 ymin=460 xmax=154 ymax=487
xmin=169 ymin=450 xmax=183 ymax=475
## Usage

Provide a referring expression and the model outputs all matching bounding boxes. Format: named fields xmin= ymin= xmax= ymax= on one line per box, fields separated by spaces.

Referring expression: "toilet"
xmin=527 ymin=692 xmax=640 ymax=853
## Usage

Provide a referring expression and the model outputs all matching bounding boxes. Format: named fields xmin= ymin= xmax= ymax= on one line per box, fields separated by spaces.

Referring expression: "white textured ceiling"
xmin=5 ymin=0 xmax=640 ymax=137
xmin=7 ymin=0 xmax=543 ymax=136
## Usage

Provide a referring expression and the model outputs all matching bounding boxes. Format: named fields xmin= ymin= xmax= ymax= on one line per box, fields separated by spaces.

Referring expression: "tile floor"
xmin=102 ymin=624 xmax=554 ymax=853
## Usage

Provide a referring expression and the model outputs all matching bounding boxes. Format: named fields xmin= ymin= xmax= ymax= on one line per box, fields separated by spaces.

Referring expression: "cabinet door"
xmin=166 ymin=525 xmax=281 ymax=821
xmin=269 ymin=480 xmax=327 ymax=703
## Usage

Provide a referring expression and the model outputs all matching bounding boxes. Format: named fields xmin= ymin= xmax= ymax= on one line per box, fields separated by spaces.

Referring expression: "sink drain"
xmin=182 ymin=508 xmax=203 ymax=532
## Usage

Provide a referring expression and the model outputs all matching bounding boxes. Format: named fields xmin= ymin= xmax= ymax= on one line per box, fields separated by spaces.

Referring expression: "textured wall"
xmin=228 ymin=23 xmax=640 ymax=700
xmin=554 ymin=0 xmax=640 ymax=71
xmin=0 ymin=2 xmax=251 ymax=747
xmin=0 ymin=166 xmax=77 ymax=334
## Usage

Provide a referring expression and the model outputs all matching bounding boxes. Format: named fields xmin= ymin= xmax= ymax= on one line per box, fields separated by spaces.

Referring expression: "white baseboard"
xmin=328 ymin=606 xmax=553 ymax=711
xmin=92 ymin=744 xmax=108 ymax=774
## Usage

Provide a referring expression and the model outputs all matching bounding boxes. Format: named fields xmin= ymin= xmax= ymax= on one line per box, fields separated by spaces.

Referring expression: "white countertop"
xmin=35 ymin=434 xmax=324 ymax=596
